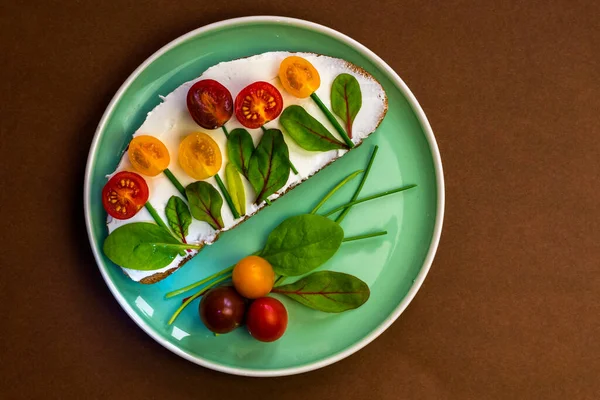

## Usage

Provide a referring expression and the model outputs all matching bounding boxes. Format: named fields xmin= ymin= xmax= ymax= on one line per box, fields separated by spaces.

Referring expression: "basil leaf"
xmin=185 ymin=181 xmax=224 ymax=230
xmin=225 ymin=162 xmax=246 ymax=215
xmin=331 ymin=73 xmax=362 ymax=139
xmin=226 ymin=128 xmax=254 ymax=177
xmin=247 ymin=129 xmax=291 ymax=204
xmin=273 ymin=271 xmax=370 ymax=312
xmin=261 ymin=214 xmax=343 ymax=276
xmin=280 ymin=105 xmax=348 ymax=151
xmin=103 ymin=223 xmax=199 ymax=271
xmin=165 ymin=196 xmax=192 ymax=242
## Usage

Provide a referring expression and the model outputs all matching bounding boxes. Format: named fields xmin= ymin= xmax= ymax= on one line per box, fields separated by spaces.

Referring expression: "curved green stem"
xmin=167 ymin=274 xmax=231 ymax=325
xmin=336 ymin=145 xmax=379 ymax=223
xmin=342 ymin=231 xmax=387 ymax=242
xmin=310 ymin=93 xmax=354 ymax=148
xmin=222 ymin=125 xmax=230 ymax=138
xmin=311 ymin=169 xmax=363 ymax=214
xmin=322 ymin=184 xmax=417 ymax=217
xmin=165 ymin=266 xmax=234 ymax=298
xmin=214 ymin=174 xmax=240 ymax=219
xmin=163 ymin=168 xmax=187 ymax=199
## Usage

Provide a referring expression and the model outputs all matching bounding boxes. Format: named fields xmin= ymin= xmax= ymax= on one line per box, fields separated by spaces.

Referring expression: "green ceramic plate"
xmin=84 ymin=16 xmax=444 ymax=376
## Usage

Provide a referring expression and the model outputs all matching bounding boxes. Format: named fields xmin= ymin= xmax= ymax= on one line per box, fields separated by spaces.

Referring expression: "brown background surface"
xmin=1 ymin=1 xmax=598 ymax=399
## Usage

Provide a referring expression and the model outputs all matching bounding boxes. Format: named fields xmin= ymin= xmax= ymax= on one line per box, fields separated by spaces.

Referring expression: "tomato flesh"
xmin=234 ymin=82 xmax=283 ymax=129
xmin=246 ymin=297 xmax=288 ymax=342
xmin=278 ymin=56 xmax=321 ymax=98
xmin=187 ymin=79 xmax=233 ymax=129
xmin=178 ymin=132 xmax=222 ymax=180
xmin=127 ymin=135 xmax=170 ymax=176
xmin=101 ymin=171 xmax=149 ymax=220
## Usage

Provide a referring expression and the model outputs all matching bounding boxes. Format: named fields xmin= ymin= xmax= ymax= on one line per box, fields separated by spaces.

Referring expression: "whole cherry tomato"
xmin=232 ymin=256 xmax=275 ymax=299
xmin=199 ymin=286 xmax=246 ymax=334
xmin=178 ymin=132 xmax=222 ymax=180
xmin=187 ymin=79 xmax=233 ymax=129
xmin=234 ymin=82 xmax=283 ymax=129
xmin=102 ymin=171 xmax=149 ymax=220
xmin=127 ymin=135 xmax=170 ymax=177
xmin=246 ymin=297 xmax=288 ymax=342
xmin=278 ymin=56 xmax=321 ymax=98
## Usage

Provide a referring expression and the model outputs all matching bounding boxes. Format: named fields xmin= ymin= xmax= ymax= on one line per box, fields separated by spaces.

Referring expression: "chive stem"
xmin=221 ymin=125 xmax=230 ymax=138
xmin=274 ymin=276 xmax=286 ymax=287
xmin=163 ymin=168 xmax=187 ymax=199
xmin=165 ymin=266 xmax=234 ymax=298
xmin=342 ymin=231 xmax=388 ymax=242
xmin=310 ymin=169 xmax=363 ymax=214
xmin=310 ymin=93 xmax=354 ymax=149
xmin=167 ymin=274 xmax=231 ymax=325
xmin=336 ymin=146 xmax=379 ymax=223
xmin=214 ymin=174 xmax=241 ymax=219
xmin=322 ymin=184 xmax=417 ymax=217
xmin=145 ymin=202 xmax=170 ymax=232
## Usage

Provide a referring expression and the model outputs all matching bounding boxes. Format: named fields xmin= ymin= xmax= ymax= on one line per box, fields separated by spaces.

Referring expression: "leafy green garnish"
xmin=103 ymin=223 xmax=201 ymax=271
xmin=226 ymin=128 xmax=254 ymax=178
xmin=279 ymin=105 xmax=348 ymax=151
xmin=273 ymin=271 xmax=370 ymax=313
xmin=165 ymin=196 xmax=192 ymax=242
xmin=331 ymin=73 xmax=362 ymax=139
xmin=247 ymin=129 xmax=291 ymax=204
xmin=185 ymin=181 xmax=224 ymax=230
xmin=225 ymin=162 xmax=246 ymax=215
xmin=261 ymin=214 xmax=343 ymax=276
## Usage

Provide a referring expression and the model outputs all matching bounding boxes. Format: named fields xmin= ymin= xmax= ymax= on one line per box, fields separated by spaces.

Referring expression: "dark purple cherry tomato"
xmin=199 ymin=286 xmax=246 ymax=334
xmin=187 ymin=79 xmax=233 ymax=129
xmin=246 ymin=297 xmax=288 ymax=342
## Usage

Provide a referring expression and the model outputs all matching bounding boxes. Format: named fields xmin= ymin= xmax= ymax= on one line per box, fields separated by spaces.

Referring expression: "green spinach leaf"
xmin=103 ymin=223 xmax=201 ymax=271
xmin=273 ymin=271 xmax=370 ymax=312
xmin=186 ymin=181 xmax=224 ymax=230
xmin=280 ymin=105 xmax=348 ymax=151
xmin=226 ymin=128 xmax=254 ymax=177
xmin=225 ymin=162 xmax=246 ymax=215
xmin=331 ymin=73 xmax=362 ymax=139
xmin=165 ymin=196 xmax=192 ymax=242
xmin=247 ymin=129 xmax=291 ymax=204
xmin=260 ymin=214 xmax=343 ymax=276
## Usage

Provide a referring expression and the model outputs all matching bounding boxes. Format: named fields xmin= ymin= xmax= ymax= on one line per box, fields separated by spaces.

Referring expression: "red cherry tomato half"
xmin=246 ymin=297 xmax=288 ymax=342
xmin=187 ymin=79 xmax=233 ymax=129
xmin=234 ymin=82 xmax=283 ymax=129
xmin=101 ymin=171 xmax=149 ymax=220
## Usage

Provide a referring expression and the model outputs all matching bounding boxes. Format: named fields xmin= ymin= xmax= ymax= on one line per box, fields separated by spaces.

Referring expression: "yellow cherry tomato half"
xmin=127 ymin=135 xmax=170 ymax=177
xmin=232 ymin=256 xmax=275 ymax=299
xmin=278 ymin=56 xmax=321 ymax=98
xmin=178 ymin=132 xmax=222 ymax=180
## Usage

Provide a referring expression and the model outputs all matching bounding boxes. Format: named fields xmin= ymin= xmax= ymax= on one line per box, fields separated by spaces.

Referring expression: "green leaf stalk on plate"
xmin=310 ymin=169 xmax=363 ymax=214
xmin=279 ymin=105 xmax=349 ymax=152
xmin=272 ymin=271 xmax=370 ymax=313
xmin=247 ymin=129 xmax=291 ymax=204
xmin=224 ymin=162 xmax=246 ymax=215
xmin=164 ymin=196 xmax=192 ymax=242
xmin=330 ymin=73 xmax=362 ymax=139
xmin=321 ymin=184 xmax=417 ymax=217
xmin=185 ymin=181 xmax=224 ymax=230
xmin=336 ymin=145 xmax=378 ymax=223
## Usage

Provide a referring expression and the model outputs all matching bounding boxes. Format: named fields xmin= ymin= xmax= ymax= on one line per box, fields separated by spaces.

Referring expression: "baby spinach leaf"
xmin=260 ymin=214 xmax=343 ymax=276
xmin=279 ymin=105 xmax=348 ymax=151
xmin=185 ymin=181 xmax=224 ymax=230
xmin=247 ymin=129 xmax=291 ymax=204
xmin=273 ymin=271 xmax=370 ymax=312
xmin=225 ymin=162 xmax=246 ymax=215
xmin=226 ymin=128 xmax=254 ymax=177
xmin=331 ymin=73 xmax=362 ymax=139
xmin=165 ymin=196 xmax=192 ymax=242
xmin=103 ymin=223 xmax=201 ymax=271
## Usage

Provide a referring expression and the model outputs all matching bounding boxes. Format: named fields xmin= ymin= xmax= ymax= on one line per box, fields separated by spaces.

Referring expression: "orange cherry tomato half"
xmin=232 ymin=256 xmax=275 ymax=299
xmin=278 ymin=56 xmax=321 ymax=98
xmin=127 ymin=135 xmax=170 ymax=177
xmin=187 ymin=79 xmax=233 ymax=129
xmin=178 ymin=132 xmax=222 ymax=180
xmin=102 ymin=171 xmax=149 ymax=220
xmin=234 ymin=82 xmax=283 ymax=129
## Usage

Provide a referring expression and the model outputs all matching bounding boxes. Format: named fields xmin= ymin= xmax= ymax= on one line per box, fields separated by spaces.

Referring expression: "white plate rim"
xmin=83 ymin=15 xmax=445 ymax=377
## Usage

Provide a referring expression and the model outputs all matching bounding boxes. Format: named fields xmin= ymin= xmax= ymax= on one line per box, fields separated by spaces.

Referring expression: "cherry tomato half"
xmin=187 ymin=79 xmax=233 ymax=129
xmin=178 ymin=132 xmax=222 ymax=180
xmin=278 ymin=56 xmax=321 ymax=98
xmin=246 ymin=297 xmax=288 ymax=342
xmin=127 ymin=135 xmax=170 ymax=177
xmin=232 ymin=256 xmax=275 ymax=299
xmin=102 ymin=171 xmax=149 ymax=220
xmin=199 ymin=286 xmax=247 ymax=334
xmin=234 ymin=82 xmax=283 ymax=129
